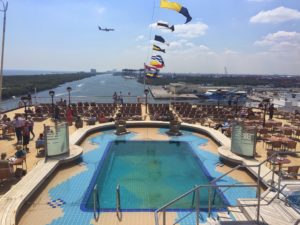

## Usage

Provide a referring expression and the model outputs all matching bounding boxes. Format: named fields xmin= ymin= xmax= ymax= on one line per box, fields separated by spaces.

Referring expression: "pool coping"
xmin=0 ymin=121 xmax=275 ymax=225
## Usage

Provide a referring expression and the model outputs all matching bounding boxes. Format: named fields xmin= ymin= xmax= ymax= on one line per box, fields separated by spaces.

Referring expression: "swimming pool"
xmin=40 ymin=128 xmax=256 ymax=225
xmin=287 ymin=191 xmax=300 ymax=210
xmin=82 ymin=140 xmax=224 ymax=211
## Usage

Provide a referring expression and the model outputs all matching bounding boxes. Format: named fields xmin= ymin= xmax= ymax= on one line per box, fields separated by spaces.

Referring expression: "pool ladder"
xmin=93 ymin=184 xmax=100 ymax=221
xmin=116 ymin=184 xmax=122 ymax=221
xmin=93 ymin=184 xmax=122 ymax=222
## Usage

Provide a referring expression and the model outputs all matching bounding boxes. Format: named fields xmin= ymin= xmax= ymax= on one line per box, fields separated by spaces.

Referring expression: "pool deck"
xmin=0 ymin=145 xmax=82 ymax=225
xmin=1 ymin=119 xmax=299 ymax=224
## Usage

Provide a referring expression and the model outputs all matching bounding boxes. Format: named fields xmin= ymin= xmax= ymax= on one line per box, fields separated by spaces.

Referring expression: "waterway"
xmin=0 ymin=73 xmax=161 ymax=111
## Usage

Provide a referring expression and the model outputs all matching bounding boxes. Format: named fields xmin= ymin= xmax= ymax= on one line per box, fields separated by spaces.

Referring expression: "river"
xmin=0 ymin=73 xmax=164 ymax=111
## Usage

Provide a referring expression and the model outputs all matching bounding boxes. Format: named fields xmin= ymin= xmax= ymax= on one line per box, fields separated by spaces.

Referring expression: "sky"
xmin=2 ymin=0 xmax=300 ymax=75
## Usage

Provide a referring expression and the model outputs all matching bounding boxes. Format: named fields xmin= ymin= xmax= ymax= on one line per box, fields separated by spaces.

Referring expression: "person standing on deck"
xmin=27 ymin=116 xmax=35 ymax=139
xmin=113 ymin=92 xmax=117 ymax=104
xmin=119 ymin=92 xmax=123 ymax=104
xmin=22 ymin=121 xmax=30 ymax=152
xmin=13 ymin=114 xmax=24 ymax=144
xmin=66 ymin=106 xmax=73 ymax=126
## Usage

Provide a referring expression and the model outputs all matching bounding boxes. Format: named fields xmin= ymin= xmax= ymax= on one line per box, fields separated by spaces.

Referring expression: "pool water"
xmin=83 ymin=141 xmax=224 ymax=211
xmin=287 ymin=191 xmax=300 ymax=209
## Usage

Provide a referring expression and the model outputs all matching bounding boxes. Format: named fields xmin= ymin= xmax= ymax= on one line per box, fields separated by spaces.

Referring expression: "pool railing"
xmin=154 ymin=150 xmax=300 ymax=225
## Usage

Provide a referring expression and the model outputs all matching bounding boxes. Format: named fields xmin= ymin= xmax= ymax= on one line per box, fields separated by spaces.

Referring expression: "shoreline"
xmin=2 ymin=72 xmax=99 ymax=101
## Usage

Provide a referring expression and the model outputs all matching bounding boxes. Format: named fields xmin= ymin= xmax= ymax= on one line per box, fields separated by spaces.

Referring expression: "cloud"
xmin=254 ymin=31 xmax=300 ymax=47
xmin=96 ymin=6 xmax=106 ymax=15
xmin=250 ymin=6 xmax=300 ymax=24
xmin=174 ymin=22 xmax=208 ymax=38
xmin=136 ymin=35 xmax=145 ymax=41
xmin=224 ymin=49 xmax=239 ymax=55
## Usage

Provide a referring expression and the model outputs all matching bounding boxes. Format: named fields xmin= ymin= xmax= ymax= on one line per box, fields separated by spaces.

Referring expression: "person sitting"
xmin=15 ymin=146 xmax=26 ymax=158
xmin=87 ymin=115 xmax=97 ymax=125
xmin=0 ymin=152 xmax=13 ymax=181
xmin=98 ymin=113 xmax=107 ymax=123
xmin=35 ymin=133 xmax=45 ymax=149
xmin=221 ymin=121 xmax=230 ymax=134
xmin=75 ymin=116 xmax=83 ymax=129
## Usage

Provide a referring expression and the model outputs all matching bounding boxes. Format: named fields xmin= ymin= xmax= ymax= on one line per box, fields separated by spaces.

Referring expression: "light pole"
xmin=144 ymin=89 xmax=149 ymax=114
xmin=66 ymin=87 xmax=72 ymax=106
xmin=49 ymin=90 xmax=55 ymax=118
xmin=0 ymin=0 xmax=8 ymax=101
xmin=235 ymin=95 xmax=241 ymax=116
xmin=260 ymin=98 xmax=270 ymax=127
xmin=216 ymin=89 xmax=222 ymax=109
xmin=21 ymin=96 xmax=29 ymax=119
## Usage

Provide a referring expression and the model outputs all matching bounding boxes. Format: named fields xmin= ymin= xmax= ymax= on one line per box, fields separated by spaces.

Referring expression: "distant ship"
xmin=123 ymin=76 xmax=136 ymax=79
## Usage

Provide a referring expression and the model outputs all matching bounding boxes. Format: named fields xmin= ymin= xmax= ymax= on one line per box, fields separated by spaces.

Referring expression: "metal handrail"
xmin=93 ymin=184 xmax=99 ymax=221
xmin=211 ymin=150 xmax=300 ymax=185
xmin=116 ymin=184 xmax=122 ymax=221
xmin=155 ymin=150 xmax=300 ymax=225
xmin=154 ymin=184 xmax=257 ymax=225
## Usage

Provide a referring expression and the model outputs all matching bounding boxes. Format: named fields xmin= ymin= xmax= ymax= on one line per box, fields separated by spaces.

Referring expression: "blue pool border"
xmin=80 ymin=140 xmax=229 ymax=212
xmin=80 ymin=141 xmax=113 ymax=212
xmin=185 ymin=141 xmax=230 ymax=208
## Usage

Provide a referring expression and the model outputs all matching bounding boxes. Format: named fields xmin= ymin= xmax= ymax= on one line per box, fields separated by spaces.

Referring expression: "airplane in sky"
xmin=98 ymin=26 xmax=115 ymax=32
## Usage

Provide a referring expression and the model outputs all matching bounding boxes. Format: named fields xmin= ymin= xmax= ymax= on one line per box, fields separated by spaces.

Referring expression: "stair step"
xmin=217 ymin=212 xmax=232 ymax=221
xmin=228 ymin=206 xmax=248 ymax=221
xmin=238 ymin=198 xmax=300 ymax=225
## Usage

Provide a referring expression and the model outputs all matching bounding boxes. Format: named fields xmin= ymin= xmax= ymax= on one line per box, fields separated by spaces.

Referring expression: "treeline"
xmin=138 ymin=75 xmax=300 ymax=88
xmin=2 ymin=72 xmax=96 ymax=99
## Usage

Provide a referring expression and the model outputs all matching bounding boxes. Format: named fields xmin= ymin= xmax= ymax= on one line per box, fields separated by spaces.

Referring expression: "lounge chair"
xmin=0 ymin=160 xmax=14 ymax=182
xmin=282 ymin=166 xmax=299 ymax=179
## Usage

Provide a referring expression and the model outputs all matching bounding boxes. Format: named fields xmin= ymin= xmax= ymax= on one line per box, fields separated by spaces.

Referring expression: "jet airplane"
xmin=98 ymin=26 xmax=114 ymax=32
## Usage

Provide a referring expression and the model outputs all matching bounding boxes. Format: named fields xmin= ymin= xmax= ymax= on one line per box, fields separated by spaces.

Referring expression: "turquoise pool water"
xmin=82 ymin=141 xmax=224 ymax=211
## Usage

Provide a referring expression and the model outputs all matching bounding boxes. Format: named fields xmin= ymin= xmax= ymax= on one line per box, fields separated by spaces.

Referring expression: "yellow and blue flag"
xmin=160 ymin=0 xmax=192 ymax=24
xmin=153 ymin=45 xmax=166 ymax=53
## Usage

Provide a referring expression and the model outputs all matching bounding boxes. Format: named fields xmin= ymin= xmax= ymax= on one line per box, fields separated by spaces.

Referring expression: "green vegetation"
xmin=2 ymin=73 xmax=96 ymax=99
xmin=138 ymin=75 xmax=300 ymax=88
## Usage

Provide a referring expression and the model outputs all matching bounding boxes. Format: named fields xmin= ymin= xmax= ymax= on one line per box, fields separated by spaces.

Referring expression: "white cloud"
xmin=254 ymin=31 xmax=300 ymax=48
xmin=96 ymin=7 xmax=106 ymax=15
xmin=174 ymin=22 xmax=208 ymax=38
xmin=136 ymin=35 xmax=145 ymax=41
xmin=224 ymin=49 xmax=239 ymax=55
xmin=250 ymin=6 xmax=300 ymax=24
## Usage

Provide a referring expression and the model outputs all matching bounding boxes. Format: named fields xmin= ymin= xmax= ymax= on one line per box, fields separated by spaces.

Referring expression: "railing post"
xmin=116 ymin=184 xmax=121 ymax=221
xmin=277 ymin=169 xmax=282 ymax=199
xmin=208 ymin=187 xmax=212 ymax=218
xmin=256 ymin=165 xmax=261 ymax=224
xmin=196 ymin=188 xmax=200 ymax=225
xmin=93 ymin=185 xmax=99 ymax=221
xmin=271 ymin=153 xmax=277 ymax=186
xmin=163 ymin=211 xmax=166 ymax=225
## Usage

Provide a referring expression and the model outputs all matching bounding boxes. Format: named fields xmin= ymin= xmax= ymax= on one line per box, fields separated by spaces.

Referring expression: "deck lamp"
xmin=49 ymin=90 xmax=55 ymax=117
xmin=66 ymin=87 xmax=72 ymax=106
xmin=235 ymin=95 xmax=241 ymax=116
xmin=144 ymin=89 xmax=149 ymax=114
xmin=260 ymin=98 xmax=270 ymax=127
xmin=20 ymin=96 xmax=29 ymax=119
xmin=216 ymin=89 xmax=222 ymax=109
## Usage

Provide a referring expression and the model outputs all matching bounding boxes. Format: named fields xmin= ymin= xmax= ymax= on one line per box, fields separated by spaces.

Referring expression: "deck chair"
xmin=282 ymin=166 xmax=299 ymax=180
xmin=0 ymin=160 xmax=14 ymax=182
